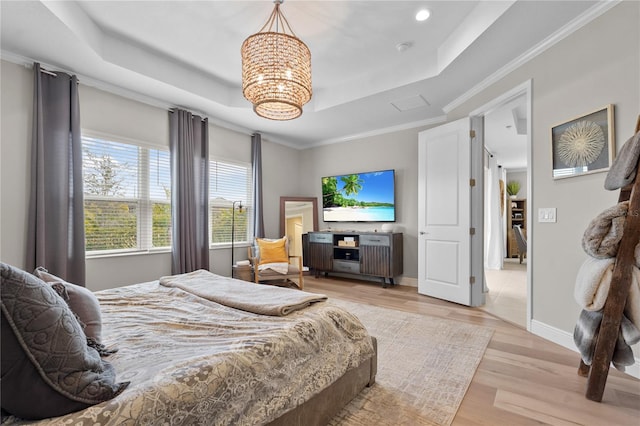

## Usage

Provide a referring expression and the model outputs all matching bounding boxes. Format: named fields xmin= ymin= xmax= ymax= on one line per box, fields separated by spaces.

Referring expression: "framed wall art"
xmin=551 ymin=104 xmax=615 ymax=179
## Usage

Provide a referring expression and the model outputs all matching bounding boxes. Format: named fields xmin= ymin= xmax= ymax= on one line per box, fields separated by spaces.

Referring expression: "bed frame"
xmin=1 ymin=270 xmax=378 ymax=424
xmin=268 ymin=336 xmax=377 ymax=425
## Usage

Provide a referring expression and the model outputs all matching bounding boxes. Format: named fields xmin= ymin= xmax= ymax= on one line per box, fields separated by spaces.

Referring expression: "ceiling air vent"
xmin=391 ymin=95 xmax=430 ymax=112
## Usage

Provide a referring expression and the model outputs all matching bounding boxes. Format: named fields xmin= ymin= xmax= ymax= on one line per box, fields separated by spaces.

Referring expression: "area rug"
xmin=327 ymin=299 xmax=494 ymax=426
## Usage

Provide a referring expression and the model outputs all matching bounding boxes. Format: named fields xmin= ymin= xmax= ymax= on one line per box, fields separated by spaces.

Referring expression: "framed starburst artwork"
xmin=551 ymin=105 xmax=615 ymax=179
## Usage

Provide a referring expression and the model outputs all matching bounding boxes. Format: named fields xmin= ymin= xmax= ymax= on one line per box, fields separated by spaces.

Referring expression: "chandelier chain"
xmin=258 ymin=3 xmax=298 ymax=39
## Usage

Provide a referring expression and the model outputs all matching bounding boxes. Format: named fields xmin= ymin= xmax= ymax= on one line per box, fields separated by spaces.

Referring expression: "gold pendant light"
xmin=241 ymin=0 xmax=312 ymax=120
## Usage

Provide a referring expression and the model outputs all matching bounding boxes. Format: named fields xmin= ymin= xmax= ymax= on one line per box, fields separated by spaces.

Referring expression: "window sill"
xmin=86 ymin=248 xmax=171 ymax=260
xmin=86 ymin=243 xmax=251 ymax=259
xmin=210 ymin=242 xmax=251 ymax=250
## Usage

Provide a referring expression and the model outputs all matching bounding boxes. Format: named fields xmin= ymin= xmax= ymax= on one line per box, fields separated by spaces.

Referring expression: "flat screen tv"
xmin=322 ymin=169 xmax=395 ymax=222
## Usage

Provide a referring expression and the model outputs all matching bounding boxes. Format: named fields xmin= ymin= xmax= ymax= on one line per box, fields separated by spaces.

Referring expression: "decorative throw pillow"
xmin=256 ymin=237 xmax=289 ymax=265
xmin=33 ymin=267 xmax=103 ymax=344
xmin=1 ymin=263 xmax=129 ymax=420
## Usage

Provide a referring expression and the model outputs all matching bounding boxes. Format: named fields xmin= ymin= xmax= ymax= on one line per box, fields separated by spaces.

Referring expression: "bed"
xmin=1 ymin=267 xmax=377 ymax=425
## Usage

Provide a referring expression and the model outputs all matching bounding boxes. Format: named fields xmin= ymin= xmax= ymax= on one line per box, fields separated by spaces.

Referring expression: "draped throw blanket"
xmin=581 ymin=201 xmax=629 ymax=259
xmin=577 ymin=201 xmax=640 ymax=329
xmin=160 ymin=269 xmax=327 ymax=316
xmin=604 ymin=130 xmax=640 ymax=190
xmin=574 ymin=257 xmax=615 ymax=311
xmin=258 ymin=262 xmax=290 ymax=275
xmin=574 ymin=199 xmax=640 ymax=372
xmin=574 ymin=309 xmax=640 ymax=371
xmin=574 ymin=257 xmax=640 ymax=329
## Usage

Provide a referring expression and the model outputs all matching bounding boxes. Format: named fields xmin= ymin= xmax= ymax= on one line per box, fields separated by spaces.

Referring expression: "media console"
xmin=305 ymin=231 xmax=403 ymax=288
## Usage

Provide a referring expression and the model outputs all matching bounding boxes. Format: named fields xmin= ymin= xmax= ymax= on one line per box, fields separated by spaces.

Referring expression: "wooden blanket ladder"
xmin=578 ymin=115 xmax=640 ymax=401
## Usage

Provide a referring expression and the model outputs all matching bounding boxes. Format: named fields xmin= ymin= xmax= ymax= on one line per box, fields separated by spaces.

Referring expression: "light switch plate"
xmin=538 ymin=207 xmax=557 ymax=223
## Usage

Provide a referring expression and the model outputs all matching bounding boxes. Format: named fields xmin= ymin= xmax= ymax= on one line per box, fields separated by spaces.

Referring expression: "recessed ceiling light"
xmin=396 ymin=42 xmax=413 ymax=53
xmin=416 ymin=9 xmax=431 ymax=22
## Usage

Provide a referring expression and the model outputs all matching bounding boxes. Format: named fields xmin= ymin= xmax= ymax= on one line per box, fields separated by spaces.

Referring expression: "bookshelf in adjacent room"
xmin=507 ymin=198 xmax=526 ymax=258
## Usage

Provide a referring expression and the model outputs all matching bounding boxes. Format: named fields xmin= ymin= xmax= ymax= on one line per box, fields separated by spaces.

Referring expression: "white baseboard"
xmin=530 ymin=319 xmax=640 ymax=379
xmin=397 ymin=276 xmax=418 ymax=287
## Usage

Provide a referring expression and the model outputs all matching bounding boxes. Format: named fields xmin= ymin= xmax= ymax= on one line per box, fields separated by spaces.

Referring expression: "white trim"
xmin=86 ymin=248 xmax=171 ymax=259
xmin=398 ymin=276 xmax=418 ymax=288
xmin=3 ymin=0 xmax=619 ymax=151
xmin=445 ymin=1 xmax=621 ymax=114
xmin=506 ymin=167 xmax=528 ymax=173
xmin=1 ymin=51 xmax=257 ymax=137
xmin=2 ymin=50 xmax=329 ymax=151
xmin=469 ymin=79 xmax=533 ymax=331
xmin=308 ymin=115 xmax=448 ymax=149
xmin=82 ymin=129 xmax=166 ymax=152
xmin=469 ymin=81 xmax=531 ymax=117
xmin=531 ymin=319 xmax=640 ymax=379
xmin=524 ymin=83 xmax=533 ymax=333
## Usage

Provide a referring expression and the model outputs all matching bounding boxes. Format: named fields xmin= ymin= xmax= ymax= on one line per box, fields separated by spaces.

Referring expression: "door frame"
xmin=470 ymin=80 xmax=532 ymax=331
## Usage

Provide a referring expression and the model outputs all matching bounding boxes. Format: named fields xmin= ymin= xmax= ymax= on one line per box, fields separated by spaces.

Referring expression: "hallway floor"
xmin=482 ymin=258 xmax=527 ymax=328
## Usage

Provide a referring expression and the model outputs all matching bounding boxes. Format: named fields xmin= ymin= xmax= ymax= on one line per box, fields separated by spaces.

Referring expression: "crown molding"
xmin=1 ymin=50 xmax=263 ymax=140
xmin=443 ymin=1 xmax=621 ymax=114
xmin=308 ymin=115 xmax=448 ymax=149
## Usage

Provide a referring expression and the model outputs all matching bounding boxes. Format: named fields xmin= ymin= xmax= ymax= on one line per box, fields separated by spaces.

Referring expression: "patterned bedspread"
xmin=5 ymin=280 xmax=374 ymax=425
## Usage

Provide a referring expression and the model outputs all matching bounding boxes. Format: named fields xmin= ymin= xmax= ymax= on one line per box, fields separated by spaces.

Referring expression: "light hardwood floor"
xmin=303 ymin=275 xmax=640 ymax=426
xmin=482 ymin=259 xmax=527 ymax=328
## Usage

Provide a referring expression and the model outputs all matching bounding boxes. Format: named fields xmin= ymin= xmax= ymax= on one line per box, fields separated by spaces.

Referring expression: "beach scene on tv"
xmin=322 ymin=170 xmax=395 ymax=222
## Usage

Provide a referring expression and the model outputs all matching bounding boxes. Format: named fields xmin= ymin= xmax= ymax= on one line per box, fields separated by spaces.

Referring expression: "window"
xmin=209 ymin=159 xmax=252 ymax=245
xmin=82 ymin=135 xmax=171 ymax=254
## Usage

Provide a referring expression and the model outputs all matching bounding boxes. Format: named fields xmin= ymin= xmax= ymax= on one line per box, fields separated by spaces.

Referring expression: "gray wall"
xmin=298 ymin=127 xmax=425 ymax=282
xmin=0 ymin=61 xmax=300 ymax=290
xmin=1 ymin=3 xmax=638 ymax=348
xmin=0 ymin=60 xmax=31 ymax=271
xmin=444 ymin=2 xmax=639 ymax=335
xmin=301 ymin=1 xmax=639 ymax=344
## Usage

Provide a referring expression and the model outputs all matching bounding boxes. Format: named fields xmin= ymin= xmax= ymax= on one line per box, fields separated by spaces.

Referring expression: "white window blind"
xmin=82 ymin=135 xmax=171 ymax=254
xmin=209 ymin=159 xmax=252 ymax=245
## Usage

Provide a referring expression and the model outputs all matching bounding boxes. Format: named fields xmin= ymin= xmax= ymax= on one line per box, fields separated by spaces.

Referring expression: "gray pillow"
xmin=34 ymin=267 xmax=103 ymax=343
xmin=1 ymin=263 xmax=128 ymax=420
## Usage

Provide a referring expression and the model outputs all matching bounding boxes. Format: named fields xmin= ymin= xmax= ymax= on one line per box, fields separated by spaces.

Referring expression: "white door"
xmin=418 ymin=118 xmax=472 ymax=305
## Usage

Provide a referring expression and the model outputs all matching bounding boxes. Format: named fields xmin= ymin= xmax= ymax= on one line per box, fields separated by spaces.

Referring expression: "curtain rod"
xmin=39 ymin=68 xmax=57 ymax=77
xmin=484 ymin=146 xmax=494 ymax=158
xmin=38 ymin=66 xmax=80 ymax=83
xmin=169 ymin=108 xmax=208 ymax=120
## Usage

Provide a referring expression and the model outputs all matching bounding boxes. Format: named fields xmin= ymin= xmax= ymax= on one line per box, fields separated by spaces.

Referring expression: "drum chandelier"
xmin=241 ymin=0 xmax=312 ymax=120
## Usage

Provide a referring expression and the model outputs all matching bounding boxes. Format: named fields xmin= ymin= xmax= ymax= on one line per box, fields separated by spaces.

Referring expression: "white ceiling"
xmin=484 ymin=94 xmax=527 ymax=170
xmin=1 ymin=0 xmax=607 ymax=159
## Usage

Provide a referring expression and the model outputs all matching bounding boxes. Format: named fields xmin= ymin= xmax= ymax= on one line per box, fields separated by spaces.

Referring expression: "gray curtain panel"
xmin=26 ymin=63 xmax=86 ymax=286
xmin=252 ymin=133 xmax=265 ymax=238
xmin=169 ymin=109 xmax=210 ymax=274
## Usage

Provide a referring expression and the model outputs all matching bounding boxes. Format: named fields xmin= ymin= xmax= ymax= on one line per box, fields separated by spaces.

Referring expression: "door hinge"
xmin=470 ymin=129 xmax=476 ymax=139
xmin=470 ymin=227 xmax=476 ymax=235
xmin=470 ymin=178 xmax=476 ymax=187
xmin=470 ymin=276 xmax=476 ymax=285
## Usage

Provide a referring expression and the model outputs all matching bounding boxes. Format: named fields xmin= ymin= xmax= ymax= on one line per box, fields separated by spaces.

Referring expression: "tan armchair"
xmin=247 ymin=237 xmax=304 ymax=290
